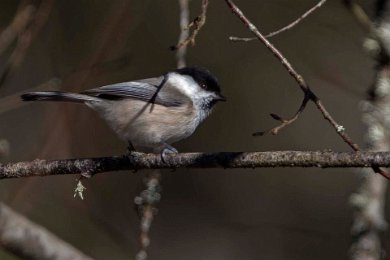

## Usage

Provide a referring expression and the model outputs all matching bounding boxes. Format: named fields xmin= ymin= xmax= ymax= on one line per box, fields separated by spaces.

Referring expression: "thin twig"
xmin=229 ymin=36 xmax=257 ymax=42
xmin=176 ymin=0 xmax=190 ymax=68
xmin=2 ymin=151 xmax=390 ymax=179
xmin=224 ymin=0 xmax=354 ymax=145
xmin=253 ymin=93 xmax=310 ymax=136
xmin=0 ymin=203 xmax=92 ymax=260
xmin=224 ymin=0 xmax=390 ymax=179
xmin=229 ymin=0 xmax=327 ymax=42
xmin=171 ymin=0 xmax=209 ymax=51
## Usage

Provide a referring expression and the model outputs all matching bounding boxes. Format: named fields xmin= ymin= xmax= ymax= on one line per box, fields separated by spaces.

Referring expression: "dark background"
xmin=0 ymin=0 xmax=382 ymax=259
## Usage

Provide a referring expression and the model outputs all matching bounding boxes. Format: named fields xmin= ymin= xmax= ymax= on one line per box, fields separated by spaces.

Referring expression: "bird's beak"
xmin=214 ymin=93 xmax=227 ymax=102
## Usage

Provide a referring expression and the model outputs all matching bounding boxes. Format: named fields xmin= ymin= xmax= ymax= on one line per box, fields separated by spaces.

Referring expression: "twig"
xmin=176 ymin=0 xmax=190 ymax=68
xmin=229 ymin=0 xmax=327 ymax=42
xmin=2 ymin=151 xmax=390 ymax=179
xmin=224 ymin=0 xmax=390 ymax=179
xmin=0 ymin=203 xmax=92 ymax=260
xmin=253 ymin=93 xmax=310 ymax=136
xmin=224 ymin=0 xmax=355 ymax=146
xmin=171 ymin=0 xmax=209 ymax=51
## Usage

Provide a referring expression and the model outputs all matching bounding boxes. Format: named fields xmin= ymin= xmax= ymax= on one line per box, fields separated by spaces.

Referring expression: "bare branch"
xmin=253 ymin=93 xmax=310 ymax=136
xmin=2 ymin=151 xmax=390 ymax=179
xmin=224 ymin=0 xmax=390 ymax=179
xmin=0 ymin=203 xmax=92 ymax=260
xmin=171 ymin=0 xmax=209 ymax=51
xmin=176 ymin=0 xmax=190 ymax=68
xmin=229 ymin=0 xmax=327 ymax=42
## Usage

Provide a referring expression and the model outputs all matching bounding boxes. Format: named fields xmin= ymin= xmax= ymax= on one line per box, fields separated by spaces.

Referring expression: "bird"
xmin=21 ymin=66 xmax=226 ymax=160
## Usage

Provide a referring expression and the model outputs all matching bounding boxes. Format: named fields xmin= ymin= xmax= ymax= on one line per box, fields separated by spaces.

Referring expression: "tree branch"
xmin=2 ymin=151 xmax=390 ymax=179
xmin=0 ymin=203 xmax=92 ymax=260
xmin=254 ymin=93 xmax=310 ymax=136
xmin=229 ymin=0 xmax=327 ymax=42
xmin=224 ymin=0 xmax=390 ymax=180
xmin=170 ymin=0 xmax=209 ymax=51
xmin=175 ymin=0 xmax=190 ymax=69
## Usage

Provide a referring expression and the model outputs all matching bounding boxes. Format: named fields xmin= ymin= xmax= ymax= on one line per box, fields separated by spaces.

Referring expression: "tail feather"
xmin=21 ymin=91 xmax=99 ymax=103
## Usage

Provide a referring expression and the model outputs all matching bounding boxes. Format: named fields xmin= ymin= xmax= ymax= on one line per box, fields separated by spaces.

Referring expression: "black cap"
xmin=175 ymin=66 xmax=221 ymax=94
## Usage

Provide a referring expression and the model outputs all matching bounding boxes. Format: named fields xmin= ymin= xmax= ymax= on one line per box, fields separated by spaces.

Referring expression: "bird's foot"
xmin=159 ymin=145 xmax=178 ymax=163
xmin=126 ymin=141 xmax=139 ymax=173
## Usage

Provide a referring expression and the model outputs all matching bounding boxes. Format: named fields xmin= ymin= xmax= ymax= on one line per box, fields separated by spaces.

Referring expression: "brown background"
xmin=0 ymin=0 xmax=383 ymax=259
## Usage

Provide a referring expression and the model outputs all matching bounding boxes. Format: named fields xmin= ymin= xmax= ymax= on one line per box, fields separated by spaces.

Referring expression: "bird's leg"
xmin=126 ymin=141 xmax=139 ymax=173
xmin=156 ymin=143 xmax=178 ymax=163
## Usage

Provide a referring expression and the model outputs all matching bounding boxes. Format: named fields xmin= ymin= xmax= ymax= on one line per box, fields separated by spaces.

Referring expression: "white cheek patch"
xmin=168 ymin=73 xmax=216 ymax=102
xmin=167 ymin=73 xmax=199 ymax=97
xmin=167 ymin=72 xmax=216 ymax=123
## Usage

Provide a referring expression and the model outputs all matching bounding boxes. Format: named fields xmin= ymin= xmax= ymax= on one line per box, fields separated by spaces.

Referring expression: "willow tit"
xmin=21 ymin=66 xmax=225 ymax=159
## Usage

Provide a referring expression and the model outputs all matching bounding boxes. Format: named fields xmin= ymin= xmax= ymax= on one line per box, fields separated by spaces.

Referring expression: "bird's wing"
xmin=82 ymin=76 xmax=188 ymax=107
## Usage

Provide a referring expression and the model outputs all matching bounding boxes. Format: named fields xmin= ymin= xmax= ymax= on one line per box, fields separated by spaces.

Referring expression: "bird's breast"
xmin=91 ymin=99 xmax=201 ymax=147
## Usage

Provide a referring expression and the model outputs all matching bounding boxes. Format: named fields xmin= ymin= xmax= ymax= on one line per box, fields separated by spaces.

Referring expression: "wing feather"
xmin=82 ymin=76 xmax=188 ymax=107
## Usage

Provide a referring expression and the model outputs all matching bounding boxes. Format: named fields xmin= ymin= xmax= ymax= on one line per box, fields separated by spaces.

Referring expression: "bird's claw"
xmin=160 ymin=146 xmax=178 ymax=163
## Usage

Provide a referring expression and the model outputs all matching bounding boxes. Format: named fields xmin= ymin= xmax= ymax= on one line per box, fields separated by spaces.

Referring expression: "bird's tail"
xmin=21 ymin=91 xmax=100 ymax=103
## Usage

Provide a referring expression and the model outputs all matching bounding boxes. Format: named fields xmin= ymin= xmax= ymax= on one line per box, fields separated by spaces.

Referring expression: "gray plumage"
xmin=21 ymin=67 xmax=225 ymax=153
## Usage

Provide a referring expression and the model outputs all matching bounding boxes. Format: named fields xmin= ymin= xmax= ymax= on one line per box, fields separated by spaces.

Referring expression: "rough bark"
xmin=2 ymin=151 xmax=390 ymax=179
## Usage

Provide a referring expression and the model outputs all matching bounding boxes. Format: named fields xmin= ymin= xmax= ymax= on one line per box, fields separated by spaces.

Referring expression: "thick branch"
xmin=0 ymin=203 xmax=92 ymax=260
xmin=2 ymin=151 xmax=390 ymax=179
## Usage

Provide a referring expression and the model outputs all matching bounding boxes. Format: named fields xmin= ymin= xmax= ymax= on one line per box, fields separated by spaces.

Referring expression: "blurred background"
xmin=0 ymin=0 xmax=383 ymax=259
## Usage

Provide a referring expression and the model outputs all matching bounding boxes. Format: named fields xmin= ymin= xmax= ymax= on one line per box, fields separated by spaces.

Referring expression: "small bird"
xmin=21 ymin=66 xmax=226 ymax=159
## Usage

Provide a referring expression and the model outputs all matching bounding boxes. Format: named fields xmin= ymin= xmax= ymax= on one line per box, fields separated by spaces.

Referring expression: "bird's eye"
xmin=201 ymin=83 xmax=207 ymax=89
